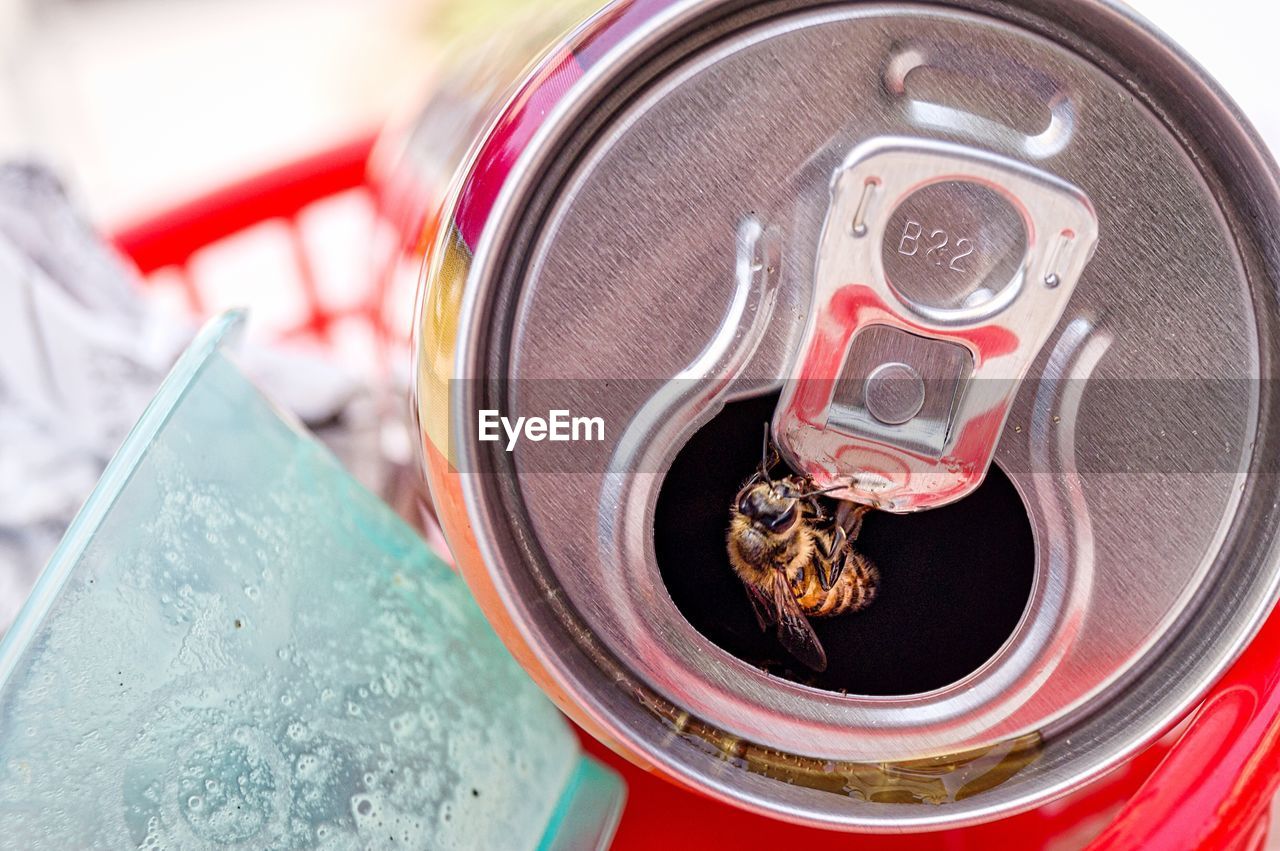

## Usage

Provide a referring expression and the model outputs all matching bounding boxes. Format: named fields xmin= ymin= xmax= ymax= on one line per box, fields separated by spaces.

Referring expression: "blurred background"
xmin=0 ymin=0 xmax=1268 ymax=226
xmin=0 ymin=0 xmax=581 ymax=222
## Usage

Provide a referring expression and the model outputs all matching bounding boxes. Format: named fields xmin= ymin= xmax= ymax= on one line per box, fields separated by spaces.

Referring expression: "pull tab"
xmin=774 ymin=136 xmax=1098 ymax=512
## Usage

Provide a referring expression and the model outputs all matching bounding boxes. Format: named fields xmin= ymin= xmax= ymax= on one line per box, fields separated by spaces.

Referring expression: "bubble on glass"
xmin=0 ymin=355 xmax=580 ymax=849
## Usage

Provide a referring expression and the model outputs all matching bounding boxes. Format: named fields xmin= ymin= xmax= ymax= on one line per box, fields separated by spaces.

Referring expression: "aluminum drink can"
xmin=411 ymin=0 xmax=1280 ymax=834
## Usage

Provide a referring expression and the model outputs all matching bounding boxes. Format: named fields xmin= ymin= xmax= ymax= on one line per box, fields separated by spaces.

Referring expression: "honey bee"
xmin=726 ymin=432 xmax=878 ymax=672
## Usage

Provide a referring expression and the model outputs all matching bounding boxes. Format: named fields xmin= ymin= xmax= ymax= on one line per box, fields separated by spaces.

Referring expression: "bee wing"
xmin=743 ymin=581 xmax=777 ymax=632
xmin=771 ymin=572 xmax=828 ymax=672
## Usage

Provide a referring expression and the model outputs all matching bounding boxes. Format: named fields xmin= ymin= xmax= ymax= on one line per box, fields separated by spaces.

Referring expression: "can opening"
xmin=654 ymin=392 xmax=1034 ymax=695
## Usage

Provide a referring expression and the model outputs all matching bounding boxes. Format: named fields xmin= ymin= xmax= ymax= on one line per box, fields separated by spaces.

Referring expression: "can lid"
xmin=443 ymin=0 xmax=1280 ymax=829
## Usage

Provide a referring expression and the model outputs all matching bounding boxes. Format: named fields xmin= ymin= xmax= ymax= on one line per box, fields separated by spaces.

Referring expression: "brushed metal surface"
xmin=863 ymin=361 xmax=928 ymax=425
xmin=830 ymin=326 xmax=970 ymax=455
xmin=446 ymin=0 xmax=1280 ymax=831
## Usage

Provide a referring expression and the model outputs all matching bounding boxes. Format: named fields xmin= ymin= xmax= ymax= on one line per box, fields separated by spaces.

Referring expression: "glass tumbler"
xmin=0 ymin=311 xmax=623 ymax=850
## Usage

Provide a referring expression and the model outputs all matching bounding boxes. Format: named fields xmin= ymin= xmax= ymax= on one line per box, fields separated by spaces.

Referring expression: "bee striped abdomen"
xmin=794 ymin=551 xmax=879 ymax=617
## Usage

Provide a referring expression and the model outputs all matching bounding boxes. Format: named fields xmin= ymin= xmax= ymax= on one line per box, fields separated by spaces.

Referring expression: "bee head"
xmin=735 ymin=481 xmax=801 ymax=536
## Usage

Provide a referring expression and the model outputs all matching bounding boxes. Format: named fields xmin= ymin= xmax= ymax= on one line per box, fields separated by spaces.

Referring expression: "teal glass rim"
xmin=0 ymin=309 xmax=250 ymax=686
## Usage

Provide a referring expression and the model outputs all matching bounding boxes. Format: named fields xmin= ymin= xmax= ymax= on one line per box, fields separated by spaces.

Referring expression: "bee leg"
xmin=838 ymin=503 xmax=872 ymax=543
xmin=804 ymin=495 xmax=831 ymax=524
xmin=824 ymin=545 xmax=855 ymax=591
xmin=817 ymin=527 xmax=847 ymax=591
xmin=827 ymin=552 xmax=849 ymax=590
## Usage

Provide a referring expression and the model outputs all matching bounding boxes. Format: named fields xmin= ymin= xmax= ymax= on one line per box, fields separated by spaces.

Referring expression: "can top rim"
xmin=438 ymin=0 xmax=1280 ymax=830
